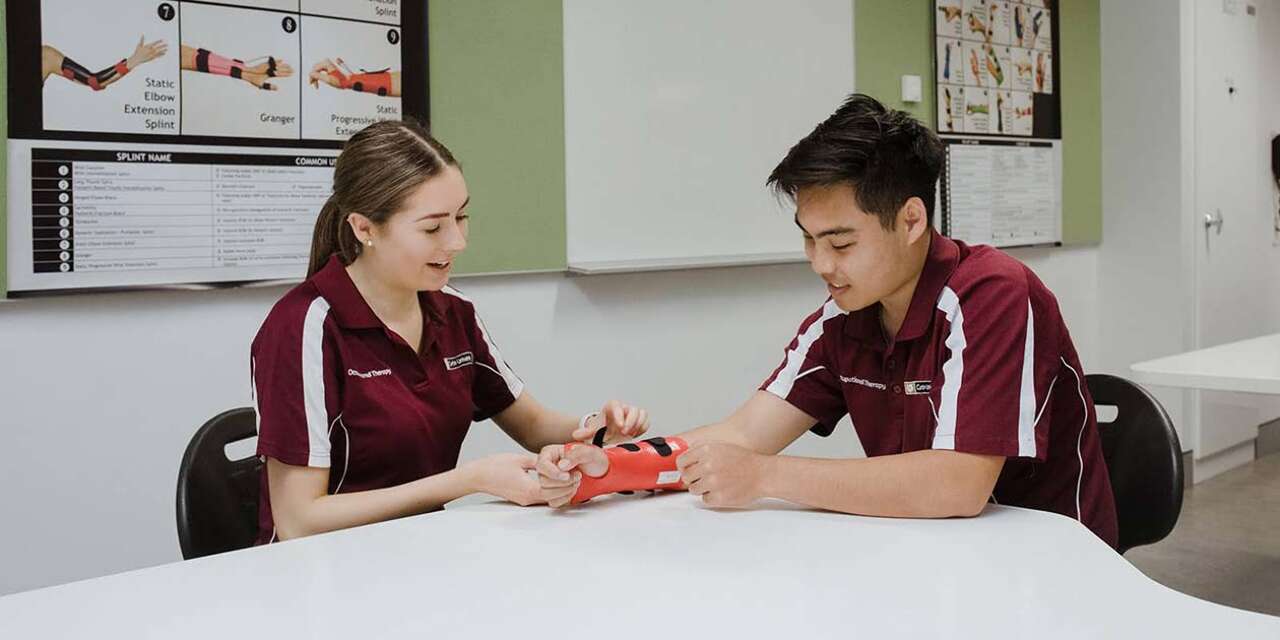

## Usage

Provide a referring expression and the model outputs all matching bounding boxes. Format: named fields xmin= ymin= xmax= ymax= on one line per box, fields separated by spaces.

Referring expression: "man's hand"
xmin=569 ymin=399 xmax=650 ymax=444
xmin=536 ymin=443 xmax=609 ymax=508
xmin=677 ymin=442 xmax=772 ymax=508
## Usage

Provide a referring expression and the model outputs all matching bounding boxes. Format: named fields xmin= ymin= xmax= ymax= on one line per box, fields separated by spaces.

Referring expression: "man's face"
xmin=795 ymin=183 xmax=918 ymax=313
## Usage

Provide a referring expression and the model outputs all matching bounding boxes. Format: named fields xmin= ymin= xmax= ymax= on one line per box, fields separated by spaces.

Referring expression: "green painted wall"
xmin=855 ymin=0 xmax=936 ymax=123
xmin=1058 ymin=0 xmax=1103 ymax=244
xmin=854 ymin=0 xmax=1102 ymax=244
xmin=430 ymin=0 xmax=566 ymax=274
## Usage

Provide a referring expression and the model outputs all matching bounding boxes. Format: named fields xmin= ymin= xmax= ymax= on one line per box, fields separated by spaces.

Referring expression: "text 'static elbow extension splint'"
xmin=60 ymin=57 xmax=129 ymax=91
xmin=566 ymin=437 xmax=689 ymax=505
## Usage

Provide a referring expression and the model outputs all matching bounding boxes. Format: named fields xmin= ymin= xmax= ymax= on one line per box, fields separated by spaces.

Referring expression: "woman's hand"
xmin=466 ymin=453 xmax=544 ymax=506
xmin=536 ymin=444 xmax=609 ymax=508
xmin=570 ymin=399 xmax=650 ymax=444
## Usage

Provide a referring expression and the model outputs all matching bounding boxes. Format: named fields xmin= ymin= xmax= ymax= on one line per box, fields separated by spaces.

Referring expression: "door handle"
xmin=1204 ymin=209 xmax=1224 ymax=235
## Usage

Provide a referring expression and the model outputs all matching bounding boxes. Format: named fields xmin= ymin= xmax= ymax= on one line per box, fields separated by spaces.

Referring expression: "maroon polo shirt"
xmin=762 ymin=230 xmax=1119 ymax=548
xmin=250 ymin=255 xmax=524 ymax=544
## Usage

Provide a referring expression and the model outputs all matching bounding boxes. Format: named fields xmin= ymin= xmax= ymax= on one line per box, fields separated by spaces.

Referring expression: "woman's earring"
xmin=365 ymin=239 xmax=373 ymax=248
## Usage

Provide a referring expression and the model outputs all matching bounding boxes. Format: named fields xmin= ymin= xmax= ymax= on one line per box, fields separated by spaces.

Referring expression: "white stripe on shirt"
xmin=766 ymin=299 xmax=844 ymax=400
xmin=932 ymin=286 xmax=966 ymax=450
xmin=442 ymin=286 xmax=525 ymax=399
xmin=1017 ymin=300 xmax=1038 ymax=457
xmin=302 ymin=297 xmax=332 ymax=467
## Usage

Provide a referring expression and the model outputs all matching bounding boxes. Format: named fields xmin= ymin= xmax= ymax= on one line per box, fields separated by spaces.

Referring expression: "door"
xmin=1191 ymin=0 xmax=1280 ymax=469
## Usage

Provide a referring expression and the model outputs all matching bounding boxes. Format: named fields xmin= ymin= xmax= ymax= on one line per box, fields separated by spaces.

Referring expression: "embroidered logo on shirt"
xmin=348 ymin=368 xmax=392 ymax=379
xmin=904 ymin=380 xmax=933 ymax=395
xmin=839 ymin=375 xmax=887 ymax=391
xmin=444 ymin=352 xmax=475 ymax=370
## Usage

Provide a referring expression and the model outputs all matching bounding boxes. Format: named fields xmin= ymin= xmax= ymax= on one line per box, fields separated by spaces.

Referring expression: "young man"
xmin=537 ymin=94 xmax=1118 ymax=548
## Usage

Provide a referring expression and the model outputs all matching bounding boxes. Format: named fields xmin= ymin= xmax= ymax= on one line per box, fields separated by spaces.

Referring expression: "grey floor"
xmin=1126 ymin=453 xmax=1280 ymax=617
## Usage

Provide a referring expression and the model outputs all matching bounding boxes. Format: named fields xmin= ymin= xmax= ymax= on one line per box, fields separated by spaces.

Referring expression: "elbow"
xmin=944 ymin=490 xmax=991 ymax=518
xmin=271 ymin=518 xmax=312 ymax=542
xmin=952 ymin=497 xmax=989 ymax=518
xmin=271 ymin=507 xmax=323 ymax=541
xmin=911 ymin=489 xmax=989 ymax=519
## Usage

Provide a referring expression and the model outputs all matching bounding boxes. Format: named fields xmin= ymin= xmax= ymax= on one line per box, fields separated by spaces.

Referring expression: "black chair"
xmin=1087 ymin=374 xmax=1184 ymax=554
xmin=176 ymin=407 xmax=262 ymax=559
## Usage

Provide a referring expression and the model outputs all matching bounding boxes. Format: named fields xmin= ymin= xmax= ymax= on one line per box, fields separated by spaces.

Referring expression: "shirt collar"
xmin=841 ymin=229 xmax=961 ymax=345
xmin=895 ymin=229 xmax=961 ymax=342
xmin=310 ymin=254 xmax=446 ymax=329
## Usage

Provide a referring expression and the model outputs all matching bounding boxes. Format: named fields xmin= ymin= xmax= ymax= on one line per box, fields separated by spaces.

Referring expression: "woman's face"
xmin=358 ymin=166 xmax=470 ymax=292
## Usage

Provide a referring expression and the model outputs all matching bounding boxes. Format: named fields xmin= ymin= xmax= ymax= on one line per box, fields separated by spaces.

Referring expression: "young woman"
xmin=251 ymin=119 xmax=649 ymax=543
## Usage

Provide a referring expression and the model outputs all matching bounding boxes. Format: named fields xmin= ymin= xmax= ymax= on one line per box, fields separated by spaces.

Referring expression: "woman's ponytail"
xmin=307 ymin=195 xmax=347 ymax=277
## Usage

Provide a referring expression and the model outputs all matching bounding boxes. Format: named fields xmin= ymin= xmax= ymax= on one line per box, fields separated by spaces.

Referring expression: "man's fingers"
xmin=539 ymin=465 xmax=579 ymax=489
xmin=542 ymin=483 xmax=576 ymax=501
xmin=536 ymin=448 xmax=570 ymax=482
xmin=566 ymin=446 xmax=607 ymax=477
xmin=676 ymin=448 xmax=700 ymax=472
xmin=545 ymin=476 xmax=581 ymax=508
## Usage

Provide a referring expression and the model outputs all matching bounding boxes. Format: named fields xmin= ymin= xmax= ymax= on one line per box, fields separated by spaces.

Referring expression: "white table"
xmin=0 ymin=494 xmax=1275 ymax=638
xmin=1131 ymin=333 xmax=1280 ymax=395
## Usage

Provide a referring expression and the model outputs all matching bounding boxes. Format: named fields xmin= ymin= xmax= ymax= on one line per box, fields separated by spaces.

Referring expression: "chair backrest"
xmin=1086 ymin=374 xmax=1184 ymax=554
xmin=176 ymin=407 xmax=261 ymax=560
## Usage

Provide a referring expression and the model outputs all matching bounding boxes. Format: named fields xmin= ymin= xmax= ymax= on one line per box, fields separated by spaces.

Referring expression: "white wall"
xmin=0 ymin=246 xmax=1100 ymax=596
xmin=1097 ymin=0 xmax=1193 ymax=443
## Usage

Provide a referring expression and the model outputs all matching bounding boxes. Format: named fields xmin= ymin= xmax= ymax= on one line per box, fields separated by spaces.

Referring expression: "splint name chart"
xmin=31 ymin=149 xmax=332 ymax=273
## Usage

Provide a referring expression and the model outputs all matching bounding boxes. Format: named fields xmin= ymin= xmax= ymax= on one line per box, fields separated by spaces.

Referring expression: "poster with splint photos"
xmin=935 ymin=0 xmax=1063 ymax=249
xmin=4 ymin=0 xmax=428 ymax=294
xmin=934 ymin=0 xmax=1059 ymax=138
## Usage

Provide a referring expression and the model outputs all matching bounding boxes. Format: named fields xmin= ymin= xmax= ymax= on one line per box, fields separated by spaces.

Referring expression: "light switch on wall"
xmin=901 ymin=75 xmax=922 ymax=103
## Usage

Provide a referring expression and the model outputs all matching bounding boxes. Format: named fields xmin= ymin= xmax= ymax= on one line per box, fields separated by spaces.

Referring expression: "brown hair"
xmin=307 ymin=119 xmax=460 ymax=277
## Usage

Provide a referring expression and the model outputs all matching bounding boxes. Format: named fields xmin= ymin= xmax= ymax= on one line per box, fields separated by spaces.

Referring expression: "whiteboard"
xmin=563 ymin=0 xmax=855 ymax=270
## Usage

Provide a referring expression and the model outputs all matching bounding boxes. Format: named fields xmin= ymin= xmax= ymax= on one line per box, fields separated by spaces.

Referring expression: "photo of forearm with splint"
xmin=179 ymin=44 xmax=293 ymax=91
xmin=308 ymin=58 xmax=400 ymax=97
xmin=41 ymin=36 xmax=166 ymax=91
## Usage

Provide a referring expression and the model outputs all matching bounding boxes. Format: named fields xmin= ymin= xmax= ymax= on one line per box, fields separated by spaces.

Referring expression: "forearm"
xmin=495 ymin=392 xmax=596 ymax=452
xmin=180 ymin=44 xmax=196 ymax=70
xmin=677 ymin=421 xmax=756 ymax=450
xmin=760 ymin=450 xmax=998 ymax=519
xmin=56 ymin=55 xmax=130 ymax=90
xmin=677 ymin=417 xmax=799 ymax=455
xmin=520 ymin=408 xmax=581 ymax=451
xmin=276 ymin=466 xmax=476 ymax=540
